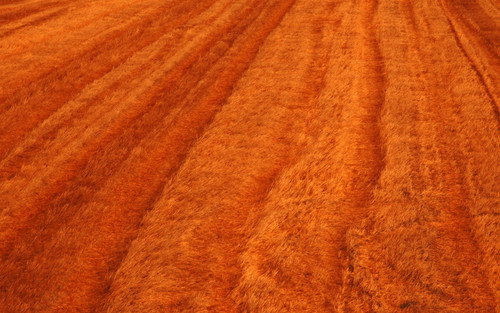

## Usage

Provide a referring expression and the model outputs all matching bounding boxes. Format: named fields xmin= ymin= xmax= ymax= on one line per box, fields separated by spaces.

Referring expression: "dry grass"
xmin=0 ymin=0 xmax=499 ymax=312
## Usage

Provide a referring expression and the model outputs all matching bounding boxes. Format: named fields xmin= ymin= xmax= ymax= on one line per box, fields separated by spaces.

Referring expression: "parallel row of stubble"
xmin=0 ymin=0 xmax=499 ymax=312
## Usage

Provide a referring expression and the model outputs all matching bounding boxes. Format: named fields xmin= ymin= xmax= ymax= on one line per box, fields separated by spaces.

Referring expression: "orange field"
xmin=0 ymin=0 xmax=499 ymax=312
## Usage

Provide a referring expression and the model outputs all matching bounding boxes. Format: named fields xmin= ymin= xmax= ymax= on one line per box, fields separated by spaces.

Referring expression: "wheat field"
xmin=0 ymin=0 xmax=499 ymax=312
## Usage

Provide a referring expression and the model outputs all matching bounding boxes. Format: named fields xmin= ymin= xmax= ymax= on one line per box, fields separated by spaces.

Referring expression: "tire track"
xmin=0 ymin=0 xmax=70 ymax=25
xmin=0 ymin=0 xmax=144 ymax=59
xmin=232 ymin=0 xmax=386 ymax=311
xmin=0 ymin=0 xmax=217 ymax=185
xmin=0 ymin=0 xmax=226 ymax=183
xmin=0 ymin=0 xmax=186 ymax=99
xmin=93 ymin=1 xmax=330 ymax=311
xmin=439 ymin=0 xmax=500 ymax=131
xmin=0 ymin=0 xmax=296 ymax=311
xmin=0 ymin=0 xmax=217 ymax=158
xmin=435 ymin=2 xmax=500 ymax=306
xmin=0 ymin=0 xmax=499 ymax=311
xmin=337 ymin=1 xmax=498 ymax=311
xmin=454 ymin=0 xmax=500 ymax=56
xmin=0 ymin=0 xmax=238 ymax=250
xmin=0 ymin=6 xmax=69 ymax=38
xmin=0 ymin=0 xmax=252 ymax=259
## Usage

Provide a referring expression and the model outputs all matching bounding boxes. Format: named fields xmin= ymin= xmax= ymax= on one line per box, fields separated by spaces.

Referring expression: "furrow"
xmin=0 ymin=0 xmax=296 ymax=311
xmin=439 ymin=0 xmax=500 ymax=131
xmin=92 ymin=0 xmax=338 ymax=311
xmin=0 ymin=0 xmax=250 ymax=259
xmin=0 ymin=0 xmax=217 ymax=158
xmin=0 ymin=0 xmax=225 ymax=182
xmin=336 ymin=1 xmax=498 ymax=311
xmin=0 ymin=6 xmax=69 ymax=38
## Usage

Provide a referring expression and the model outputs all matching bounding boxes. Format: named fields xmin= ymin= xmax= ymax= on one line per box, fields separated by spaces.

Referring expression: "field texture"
xmin=1 ymin=0 xmax=499 ymax=312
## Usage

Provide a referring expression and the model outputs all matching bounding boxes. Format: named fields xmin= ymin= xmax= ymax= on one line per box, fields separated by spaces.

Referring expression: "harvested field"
xmin=0 ymin=0 xmax=499 ymax=312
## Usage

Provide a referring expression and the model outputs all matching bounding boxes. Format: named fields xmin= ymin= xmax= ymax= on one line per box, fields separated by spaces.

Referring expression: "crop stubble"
xmin=0 ymin=0 xmax=499 ymax=312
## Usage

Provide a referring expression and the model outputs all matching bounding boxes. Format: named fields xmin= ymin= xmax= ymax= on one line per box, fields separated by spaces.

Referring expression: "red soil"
xmin=0 ymin=0 xmax=499 ymax=312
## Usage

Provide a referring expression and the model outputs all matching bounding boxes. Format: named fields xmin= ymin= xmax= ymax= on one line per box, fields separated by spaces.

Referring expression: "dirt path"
xmin=0 ymin=0 xmax=499 ymax=312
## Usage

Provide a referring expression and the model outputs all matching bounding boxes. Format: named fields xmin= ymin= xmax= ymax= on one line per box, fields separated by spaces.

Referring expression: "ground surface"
xmin=0 ymin=0 xmax=499 ymax=312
